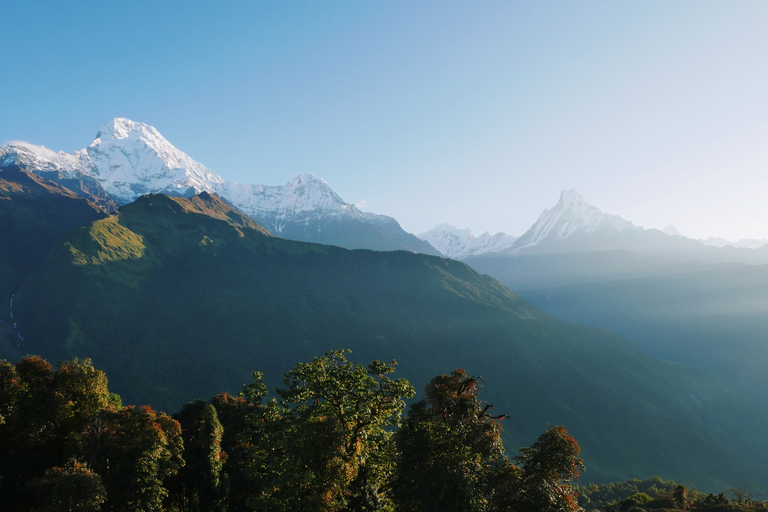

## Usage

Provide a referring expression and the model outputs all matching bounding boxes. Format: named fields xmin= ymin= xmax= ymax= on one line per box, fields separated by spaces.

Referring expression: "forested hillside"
xmin=5 ymin=185 xmax=768 ymax=492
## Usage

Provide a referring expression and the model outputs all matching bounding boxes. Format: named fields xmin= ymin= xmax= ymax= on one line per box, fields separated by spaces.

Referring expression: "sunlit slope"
xmin=0 ymin=165 xmax=106 ymax=292
xmin=15 ymin=192 xmax=768 ymax=492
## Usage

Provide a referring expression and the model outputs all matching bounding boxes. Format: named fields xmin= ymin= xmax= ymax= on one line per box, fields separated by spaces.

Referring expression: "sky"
xmin=3 ymin=1 xmax=768 ymax=241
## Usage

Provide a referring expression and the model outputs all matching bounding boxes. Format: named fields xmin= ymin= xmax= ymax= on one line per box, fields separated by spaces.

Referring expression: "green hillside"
xmin=12 ymin=193 xmax=768 ymax=492
xmin=0 ymin=165 xmax=107 ymax=359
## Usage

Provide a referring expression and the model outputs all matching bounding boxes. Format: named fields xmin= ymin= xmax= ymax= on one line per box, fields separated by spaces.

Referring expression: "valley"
xmin=3 ymin=119 xmax=768 ymax=496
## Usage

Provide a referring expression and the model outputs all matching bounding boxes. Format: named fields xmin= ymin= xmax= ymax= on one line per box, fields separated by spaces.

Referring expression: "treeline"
xmin=3 ymin=352 xmax=765 ymax=512
xmin=1 ymin=350 xmax=584 ymax=512
xmin=580 ymin=476 xmax=768 ymax=512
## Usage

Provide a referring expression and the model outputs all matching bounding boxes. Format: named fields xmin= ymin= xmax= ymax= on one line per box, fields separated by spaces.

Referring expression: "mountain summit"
xmin=0 ymin=119 xmax=438 ymax=254
xmin=86 ymin=117 xmax=224 ymax=203
xmin=511 ymin=188 xmax=638 ymax=253
xmin=418 ymin=224 xmax=517 ymax=259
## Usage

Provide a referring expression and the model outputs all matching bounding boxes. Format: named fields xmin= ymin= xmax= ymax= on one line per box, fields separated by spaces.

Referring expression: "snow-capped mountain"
xmin=0 ymin=118 xmax=439 ymax=254
xmin=418 ymin=224 xmax=517 ymax=260
xmin=217 ymin=172 xmax=384 ymax=235
xmin=510 ymin=188 xmax=640 ymax=253
xmin=1 ymin=119 xmax=223 ymax=205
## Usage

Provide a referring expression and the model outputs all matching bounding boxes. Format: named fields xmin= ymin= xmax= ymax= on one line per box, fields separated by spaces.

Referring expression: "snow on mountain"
xmin=87 ymin=118 xmax=224 ymax=203
xmin=418 ymin=224 xmax=474 ymax=259
xmin=216 ymin=172 xmax=383 ymax=235
xmin=470 ymin=231 xmax=519 ymax=255
xmin=0 ymin=118 xmax=436 ymax=254
xmin=510 ymin=188 xmax=639 ymax=252
xmin=0 ymin=141 xmax=91 ymax=173
xmin=418 ymin=224 xmax=516 ymax=260
xmin=1 ymin=119 xmax=224 ymax=204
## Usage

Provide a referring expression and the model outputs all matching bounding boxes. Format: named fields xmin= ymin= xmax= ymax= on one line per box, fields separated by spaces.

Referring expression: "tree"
xmin=168 ymin=401 xmax=226 ymax=512
xmin=0 ymin=357 xmax=118 ymax=511
xmin=509 ymin=425 xmax=585 ymax=512
xmin=97 ymin=405 xmax=184 ymax=512
xmin=27 ymin=459 xmax=107 ymax=512
xmin=249 ymin=350 xmax=414 ymax=511
xmin=393 ymin=368 xmax=511 ymax=512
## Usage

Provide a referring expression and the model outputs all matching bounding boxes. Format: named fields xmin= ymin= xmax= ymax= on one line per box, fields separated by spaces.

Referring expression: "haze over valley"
xmin=3 ymin=3 xmax=768 ymax=510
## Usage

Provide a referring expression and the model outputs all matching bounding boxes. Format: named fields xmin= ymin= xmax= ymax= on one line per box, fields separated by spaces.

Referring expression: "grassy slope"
xmin=13 ymin=193 xmax=768 ymax=492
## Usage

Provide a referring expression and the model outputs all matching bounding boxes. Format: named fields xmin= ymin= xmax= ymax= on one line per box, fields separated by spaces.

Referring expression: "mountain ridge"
xmin=0 ymin=118 xmax=438 ymax=255
xmin=11 ymin=190 xmax=768 ymax=492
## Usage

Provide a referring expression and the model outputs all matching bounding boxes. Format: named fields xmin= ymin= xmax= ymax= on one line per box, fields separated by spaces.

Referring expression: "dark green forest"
xmin=1 ymin=352 xmax=586 ymax=512
xmin=2 ymin=353 xmax=766 ymax=512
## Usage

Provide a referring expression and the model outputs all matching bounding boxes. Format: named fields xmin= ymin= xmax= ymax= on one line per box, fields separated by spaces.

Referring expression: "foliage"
xmin=580 ymin=477 xmax=768 ymax=512
xmin=4 ymin=353 xmax=768 ymax=512
xmin=0 ymin=356 xmax=181 ymax=512
xmin=394 ymin=368 xmax=511 ymax=511
xmin=168 ymin=401 xmax=226 ymax=512
xmin=243 ymin=350 xmax=415 ymax=511
xmin=510 ymin=425 xmax=585 ymax=512
xmin=579 ymin=476 xmax=693 ymax=511
xmin=27 ymin=459 xmax=107 ymax=512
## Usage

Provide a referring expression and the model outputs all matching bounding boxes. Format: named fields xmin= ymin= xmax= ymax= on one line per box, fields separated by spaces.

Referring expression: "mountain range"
xmin=421 ymin=188 xmax=768 ymax=263
xmin=6 ymin=118 xmax=767 ymax=262
xmin=3 ymin=171 xmax=767 ymax=492
xmin=5 ymin=119 xmax=768 ymax=492
xmin=0 ymin=118 xmax=438 ymax=255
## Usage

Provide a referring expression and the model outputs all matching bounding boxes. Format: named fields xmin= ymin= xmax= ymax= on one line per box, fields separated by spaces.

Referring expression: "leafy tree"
xmin=27 ymin=459 xmax=107 ymax=512
xmin=96 ymin=405 xmax=184 ymax=512
xmin=579 ymin=476 xmax=692 ymax=512
xmin=168 ymin=400 xmax=226 ymax=512
xmin=0 ymin=357 xmax=118 ymax=510
xmin=249 ymin=350 xmax=414 ymax=511
xmin=208 ymin=391 xmax=258 ymax=512
xmin=509 ymin=425 xmax=585 ymax=512
xmin=393 ymin=368 xmax=511 ymax=512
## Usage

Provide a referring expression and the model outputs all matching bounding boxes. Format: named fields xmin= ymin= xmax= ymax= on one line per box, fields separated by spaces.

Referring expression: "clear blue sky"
xmin=3 ymin=1 xmax=768 ymax=240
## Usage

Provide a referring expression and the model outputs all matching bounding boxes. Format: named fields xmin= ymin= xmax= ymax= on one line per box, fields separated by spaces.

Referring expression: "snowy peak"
xmin=87 ymin=117 xmax=224 ymax=203
xmin=283 ymin=172 xmax=347 ymax=210
xmin=512 ymin=189 xmax=637 ymax=252
xmin=1 ymin=117 xmax=224 ymax=204
xmin=95 ymin=117 xmax=159 ymax=141
xmin=418 ymin=224 xmax=475 ymax=259
xmin=418 ymin=223 xmax=516 ymax=260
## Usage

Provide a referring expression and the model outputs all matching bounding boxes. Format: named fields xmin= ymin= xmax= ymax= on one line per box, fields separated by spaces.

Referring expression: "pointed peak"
xmin=95 ymin=118 xmax=161 ymax=141
xmin=291 ymin=172 xmax=326 ymax=186
xmin=557 ymin=188 xmax=587 ymax=208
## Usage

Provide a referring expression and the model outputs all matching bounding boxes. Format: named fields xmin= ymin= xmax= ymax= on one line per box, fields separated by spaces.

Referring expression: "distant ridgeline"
xmin=1 ymin=354 xmax=764 ymax=512
xmin=2 ymin=164 xmax=768 ymax=494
